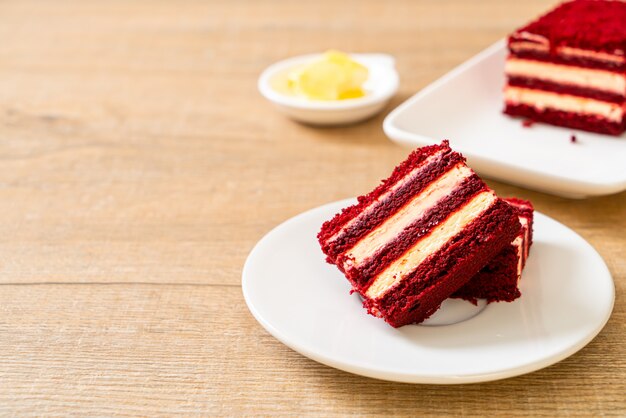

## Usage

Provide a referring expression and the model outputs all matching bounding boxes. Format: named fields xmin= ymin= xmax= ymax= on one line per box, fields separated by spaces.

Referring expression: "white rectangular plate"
xmin=383 ymin=40 xmax=626 ymax=198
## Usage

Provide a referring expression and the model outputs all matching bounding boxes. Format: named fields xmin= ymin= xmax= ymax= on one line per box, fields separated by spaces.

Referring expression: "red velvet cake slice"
xmin=504 ymin=0 xmax=626 ymax=136
xmin=318 ymin=141 xmax=521 ymax=327
xmin=454 ymin=198 xmax=534 ymax=303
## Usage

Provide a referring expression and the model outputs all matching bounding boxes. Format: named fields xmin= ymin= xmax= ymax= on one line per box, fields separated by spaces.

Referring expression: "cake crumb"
xmin=522 ymin=119 xmax=535 ymax=128
xmin=570 ymin=134 xmax=577 ymax=143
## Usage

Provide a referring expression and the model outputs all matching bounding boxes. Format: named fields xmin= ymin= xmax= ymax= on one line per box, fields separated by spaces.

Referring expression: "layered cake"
xmin=318 ymin=141 xmax=521 ymax=327
xmin=454 ymin=198 xmax=534 ymax=303
xmin=504 ymin=0 xmax=626 ymax=136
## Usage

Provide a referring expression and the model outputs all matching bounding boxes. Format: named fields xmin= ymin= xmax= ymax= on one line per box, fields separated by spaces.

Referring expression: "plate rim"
xmin=242 ymin=198 xmax=615 ymax=384
xmin=382 ymin=39 xmax=626 ymax=198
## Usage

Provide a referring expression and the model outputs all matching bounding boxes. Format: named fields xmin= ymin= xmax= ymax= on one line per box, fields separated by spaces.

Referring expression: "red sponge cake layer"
xmin=318 ymin=141 xmax=520 ymax=327
xmin=505 ymin=103 xmax=626 ymax=136
xmin=454 ymin=198 xmax=534 ymax=303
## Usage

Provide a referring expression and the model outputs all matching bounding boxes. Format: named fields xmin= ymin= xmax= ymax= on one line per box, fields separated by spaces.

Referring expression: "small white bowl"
xmin=258 ymin=53 xmax=399 ymax=125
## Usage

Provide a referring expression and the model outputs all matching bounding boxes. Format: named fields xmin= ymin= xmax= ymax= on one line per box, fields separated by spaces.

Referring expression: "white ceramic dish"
xmin=383 ymin=40 xmax=626 ymax=198
xmin=258 ymin=53 xmax=399 ymax=125
xmin=242 ymin=199 xmax=614 ymax=384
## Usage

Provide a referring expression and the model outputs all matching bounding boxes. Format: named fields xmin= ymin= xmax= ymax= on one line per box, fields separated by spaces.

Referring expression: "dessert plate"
xmin=383 ymin=40 xmax=626 ymax=198
xmin=242 ymin=199 xmax=614 ymax=384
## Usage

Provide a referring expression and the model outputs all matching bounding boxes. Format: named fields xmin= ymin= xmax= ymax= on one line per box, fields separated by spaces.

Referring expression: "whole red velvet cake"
xmin=504 ymin=0 xmax=626 ymax=135
xmin=317 ymin=141 xmax=521 ymax=327
xmin=454 ymin=198 xmax=534 ymax=303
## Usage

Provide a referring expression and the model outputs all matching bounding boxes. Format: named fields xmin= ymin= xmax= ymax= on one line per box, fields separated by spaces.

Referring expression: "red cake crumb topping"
xmin=522 ymin=119 xmax=535 ymax=128
xmin=571 ymin=134 xmax=578 ymax=143
xmin=512 ymin=0 xmax=626 ymax=54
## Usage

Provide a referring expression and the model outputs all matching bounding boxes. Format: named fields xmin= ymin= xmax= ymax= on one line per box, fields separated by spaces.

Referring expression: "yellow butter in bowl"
xmin=288 ymin=50 xmax=369 ymax=101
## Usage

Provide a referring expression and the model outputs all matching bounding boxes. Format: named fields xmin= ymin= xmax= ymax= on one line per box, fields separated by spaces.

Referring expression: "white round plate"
xmin=242 ymin=199 xmax=615 ymax=384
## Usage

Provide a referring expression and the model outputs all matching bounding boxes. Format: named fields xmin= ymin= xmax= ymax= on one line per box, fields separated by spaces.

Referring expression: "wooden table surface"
xmin=0 ymin=0 xmax=624 ymax=415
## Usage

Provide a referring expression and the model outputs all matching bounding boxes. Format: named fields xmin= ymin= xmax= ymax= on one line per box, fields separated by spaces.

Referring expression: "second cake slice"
xmin=318 ymin=141 xmax=521 ymax=327
xmin=454 ymin=198 xmax=534 ymax=303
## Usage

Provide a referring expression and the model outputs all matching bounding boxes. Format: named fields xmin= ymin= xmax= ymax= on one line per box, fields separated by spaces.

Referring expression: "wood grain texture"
xmin=0 ymin=0 xmax=624 ymax=415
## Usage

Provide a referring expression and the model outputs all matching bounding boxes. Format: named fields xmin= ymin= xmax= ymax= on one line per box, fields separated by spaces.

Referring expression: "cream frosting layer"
xmin=512 ymin=217 xmax=528 ymax=278
xmin=504 ymin=86 xmax=625 ymax=122
xmin=512 ymin=236 xmax=524 ymax=277
xmin=365 ymin=191 xmax=497 ymax=299
xmin=509 ymin=35 xmax=626 ymax=65
xmin=343 ymin=164 xmax=473 ymax=268
xmin=326 ymin=149 xmax=444 ymax=244
xmin=520 ymin=217 xmax=530 ymax=261
xmin=505 ymin=58 xmax=626 ymax=95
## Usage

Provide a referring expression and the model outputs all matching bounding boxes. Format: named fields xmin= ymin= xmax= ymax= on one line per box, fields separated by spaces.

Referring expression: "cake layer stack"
xmin=504 ymin=0 xmax=626 ymax=136
xmin=318 ymin=141 xmax=521 ymax=327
